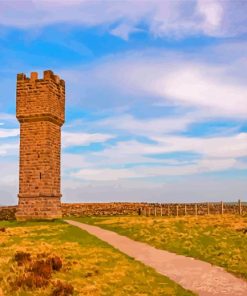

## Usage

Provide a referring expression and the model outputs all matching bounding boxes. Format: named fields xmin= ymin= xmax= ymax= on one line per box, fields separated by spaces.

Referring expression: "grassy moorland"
xmin=74 ymin=214 xmax=247 ymax=280
xmin=0 ymin=220 xmax=194 ymax=296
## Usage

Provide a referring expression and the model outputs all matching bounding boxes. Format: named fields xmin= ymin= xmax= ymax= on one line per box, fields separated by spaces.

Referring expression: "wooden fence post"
xmin=238 ymin=199 xmax=242 ymax=215
xmin=154 ymin=206 xmax=157 ymax=217
xmin=221 ymin=201 xmax=224 ymax=215
xmin=195 ymin=204 xmax=198 ymax=216
xmin=176 ymin=205 xmax=179 ymax=217
xmin=167 ymin=205 xmax=170 ymax=216
xmin=148 ymin=207 xmax=151 ymax=216
xmin=160 ymin=206 xmax=163 ymax=217
xmin=184 ymin=204 xmax=187 ymax=216
xmin=207 ymin=202 xmax=210 ymax=215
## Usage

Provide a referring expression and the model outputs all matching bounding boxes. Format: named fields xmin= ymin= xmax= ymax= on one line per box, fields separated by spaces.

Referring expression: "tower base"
xmin=15 ymin=196 xmax=62 ymax=221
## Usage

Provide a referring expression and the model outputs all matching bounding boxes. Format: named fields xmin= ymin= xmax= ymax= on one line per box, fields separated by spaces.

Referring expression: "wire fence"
xmin=139 ymin=200 xmax=246 ymax=216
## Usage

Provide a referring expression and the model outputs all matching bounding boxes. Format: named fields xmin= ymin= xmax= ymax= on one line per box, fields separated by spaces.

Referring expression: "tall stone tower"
xmin=16 ymin=70 xmax=65 ymax=220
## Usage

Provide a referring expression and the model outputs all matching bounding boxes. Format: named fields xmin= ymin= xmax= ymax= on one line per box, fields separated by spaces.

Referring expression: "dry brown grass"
xmin=0 ymin=220 xmax=194 ymax=296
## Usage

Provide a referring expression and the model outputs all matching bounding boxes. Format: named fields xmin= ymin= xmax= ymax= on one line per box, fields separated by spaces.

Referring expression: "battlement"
xmin=16 ymin=70 xmax=65 ymax=126
xmin=17 ymin=70 xmax=65 ymax=86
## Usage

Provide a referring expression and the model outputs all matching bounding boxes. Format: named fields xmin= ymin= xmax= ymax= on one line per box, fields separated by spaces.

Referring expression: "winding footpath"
xmin=66 ymin=220 xmax=247 ymax=296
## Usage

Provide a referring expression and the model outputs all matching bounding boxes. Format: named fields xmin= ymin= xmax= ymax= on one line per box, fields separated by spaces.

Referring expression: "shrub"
xmin=29 ymin=260 xmax=52 ymax=279
xmin=12 ymin=254 xmax=64 ymax=292
xmin=237 ymin=228 xmax=247 ymax=234
xmin=52 ymin=281 xmax=74 ymax=296
xmin=15 ymin=273 xmax=49 ymax=289
xmin=14 ymin=251 xmax=31 ymax=266
xmin=48 ymin=256 xmax=63 ymax=271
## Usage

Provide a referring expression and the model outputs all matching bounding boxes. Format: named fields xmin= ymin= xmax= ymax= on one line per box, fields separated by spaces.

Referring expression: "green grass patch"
xmin=0 ymin=220 xmax=195 ymax=295
xmin=73 ymin=215 xmax=247 ymax=280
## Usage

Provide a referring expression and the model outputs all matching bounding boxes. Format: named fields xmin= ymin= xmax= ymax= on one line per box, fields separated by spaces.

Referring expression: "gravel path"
xmin=66 ymin=220 xmax=247 ymax=296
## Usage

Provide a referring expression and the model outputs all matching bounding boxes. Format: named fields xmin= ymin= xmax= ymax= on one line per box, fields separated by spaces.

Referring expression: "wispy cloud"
xmin=71 ymin=157 xmax=245 ymax=181
xmin=89 ymin=132 xmax=247 ymax=165
xmin=97 ymin=114 xmax=195 ymax=136
xmin=0 ymin=128 xmax=19 ymax=138
xmin=72 ymin=167 xmax=138 ymax=181
xmin=0 ymin=143 xmax=18 ymax=156
xmin=0 ymin=113 xmax=16 ymax=121
xmin=62 ymin=131 xmax=114 ymax=148
xmin=66 ymin=131 xmax=247 ymax=181
xmin=158 ymin=65 xmax=247 ymax=117
xmin=1 ymin=1 xmax=247 ymax=39
xmin=63 ymin=48 xmax=247 ymax=118
xmin=61 ymin=176 xmax=247 ymax=203
xmin=152 ymin=133 xmax=247 ymax=159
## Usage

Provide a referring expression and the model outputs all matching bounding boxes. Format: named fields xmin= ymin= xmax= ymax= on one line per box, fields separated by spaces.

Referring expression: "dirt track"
xmin=66 ymin=219 xmax=247 ymax=296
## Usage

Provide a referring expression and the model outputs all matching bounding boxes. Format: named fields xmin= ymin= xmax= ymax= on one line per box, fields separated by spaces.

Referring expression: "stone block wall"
xmin=16 ymin=70 xmax=65 ymax=220
xmin=61 ymin=201 xmax=247 ymax=217
xmin=17 ymin=197 xmax=62 ymax=220
xmin=0 ymin=206 xmax=17 ymax=220
xmin=18 ymin=121 xmax=61 ymax=198
xmin=61 ymin=202 xmax=147 ymax=217
xmin=0 ymin=202 xmax=246 ymax=220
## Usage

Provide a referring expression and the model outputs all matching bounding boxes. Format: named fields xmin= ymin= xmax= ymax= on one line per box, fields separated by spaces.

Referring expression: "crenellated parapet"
xmin=17 ymin=70 xmax=65 ymax=86
xmin=16 ymin=70 xmax=65 ymax=126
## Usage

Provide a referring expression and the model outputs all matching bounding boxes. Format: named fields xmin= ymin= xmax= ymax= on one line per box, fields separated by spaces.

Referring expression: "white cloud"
xmin=0 ymin=128 xmax=19 ymax=138
xmin=68 ymin=131 xmax=247 ymax=181
xmin=0 ymin=158 xmax=18 ymax=205
xmin=0 ymin=113 xmax=16 ymax=121
xmin=158 ymin=66 xmax=247 ymax=117
xmin=61 ymin=177 xmax=247 ymax=203
xmin=136 ymin=157 xmax=240 ymax=177
xmin=62 ymin=131 xmax=114 ymax=148
xmin=72 ymin=168 xmax=139 ymax=181
xmin=97 ymin=114 xmax=195 ymax=136
xmin=71 ymin=157 xmax=244 ymax=181
xmin=152 ymin=133 xmax=247 ymax=159
xmin=0 ymin=143 xmax=18 ymax=156
xmin=0 ymin=0 xmax=247 ymax=39
xmin=64 ymin=50 xmax=247 ymax=117
xmin=197 ymin=0 xmax=223 ymax=35
xmin=62 ymin=153 xmax=91 ymax=169
xmin=110 ymin=23 xmax=141 ymax=41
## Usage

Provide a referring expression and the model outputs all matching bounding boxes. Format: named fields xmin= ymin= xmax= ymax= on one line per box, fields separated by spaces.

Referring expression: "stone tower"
xmin=15 ymin=70 xmax=65 ymax=220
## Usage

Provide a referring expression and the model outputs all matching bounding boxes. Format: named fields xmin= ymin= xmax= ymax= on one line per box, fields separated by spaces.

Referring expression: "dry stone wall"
xmin=62 ymin=202 xmax=147 ymax=216
xmin=1 ymin=202 xmax=246 ymax=220
xmin=0 ymin=206 xmax=17 ymax=220
xmin=62 ymin=201 xmax=247 ymax=217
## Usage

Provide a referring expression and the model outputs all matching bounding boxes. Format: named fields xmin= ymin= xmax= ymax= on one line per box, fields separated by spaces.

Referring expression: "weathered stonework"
xmin=61 ymin=201 xmax=247 ymax=217
xmin=0 ymin=206 xmax=17 ymax=220
xmin=0 ymin=202 xmax=246 ymax=221
xmin=15 ymin=70 xmax=65 ymax=220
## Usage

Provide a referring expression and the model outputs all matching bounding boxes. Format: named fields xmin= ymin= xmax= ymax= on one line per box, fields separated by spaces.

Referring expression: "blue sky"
xmin=1 ymin=0 xmax=247 ymax=205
